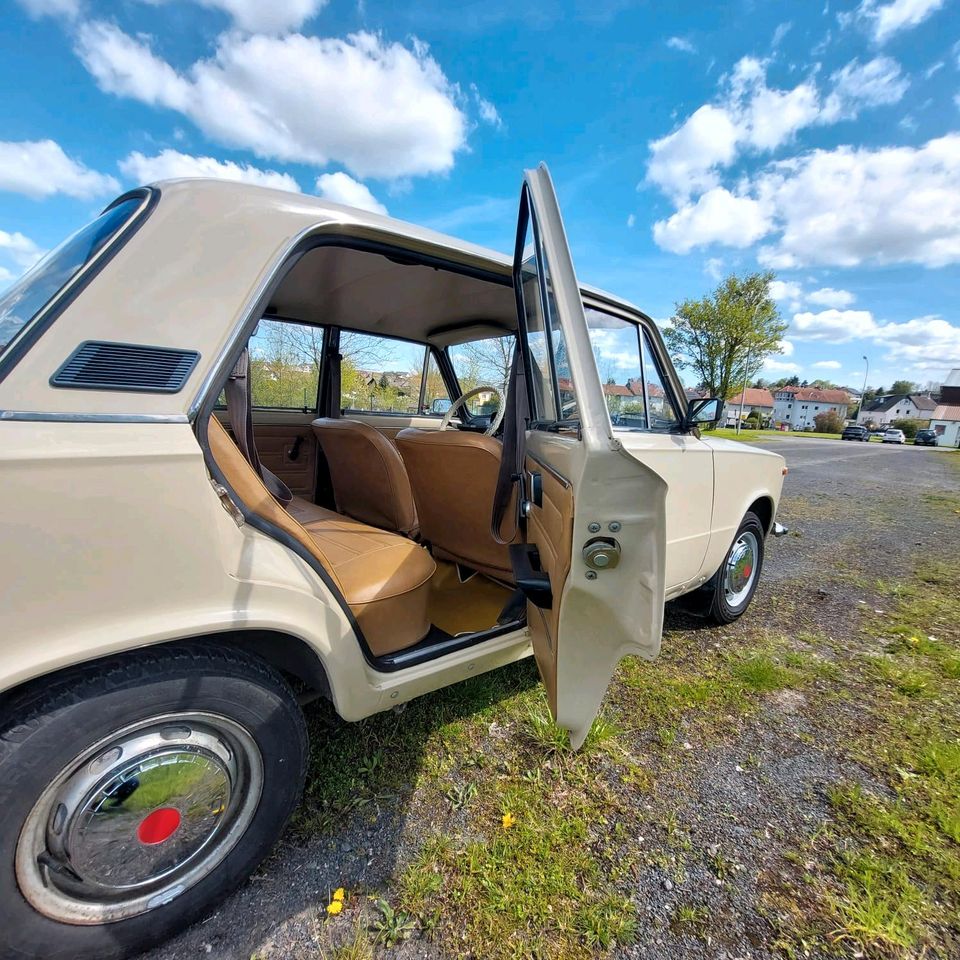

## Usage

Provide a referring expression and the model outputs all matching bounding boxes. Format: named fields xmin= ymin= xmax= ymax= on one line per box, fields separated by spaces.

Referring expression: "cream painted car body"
xmin=0 ymin=178 xmax=785 ymax=726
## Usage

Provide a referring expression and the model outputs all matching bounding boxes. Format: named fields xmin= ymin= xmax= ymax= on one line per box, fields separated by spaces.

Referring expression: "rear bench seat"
xmin=208 ymin=417 xmax=436 ymax=655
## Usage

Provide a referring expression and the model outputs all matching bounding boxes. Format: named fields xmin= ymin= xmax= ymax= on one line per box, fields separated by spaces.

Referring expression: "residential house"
xmin=858 ymin=393 xmax=937 ymax=427
xmin=930 ymin=368 xmax=960 ymax=448
xmin=722 ymin=387 xmax=775 ymax=426
xmin=773 ymin=386 xmax=851 ymax=429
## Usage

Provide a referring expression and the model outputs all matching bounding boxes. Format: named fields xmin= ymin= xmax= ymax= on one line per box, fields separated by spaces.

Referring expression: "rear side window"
xmin=0 ymin=197 xmax=143 ymax=357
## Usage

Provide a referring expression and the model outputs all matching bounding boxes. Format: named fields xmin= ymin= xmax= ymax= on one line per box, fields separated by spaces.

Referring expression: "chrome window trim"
xmin=0 ymin=410 xmax=189 ymax=423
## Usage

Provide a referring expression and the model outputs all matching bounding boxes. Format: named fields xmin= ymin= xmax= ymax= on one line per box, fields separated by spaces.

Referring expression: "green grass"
xmin=707 ymin=427 xmax=842 ymax=442
xmin=787 ymin=558 xmax=960 ymax=957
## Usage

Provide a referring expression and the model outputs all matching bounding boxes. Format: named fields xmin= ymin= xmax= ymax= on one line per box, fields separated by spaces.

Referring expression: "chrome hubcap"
xmin=16 ymin=713 xmax=262 ymax=924
xmin=724 ymin=530 xmax=759 ymax=608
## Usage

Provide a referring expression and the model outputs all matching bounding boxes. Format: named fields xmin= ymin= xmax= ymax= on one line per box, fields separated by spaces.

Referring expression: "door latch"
xmin=582 ymin=537 xmax=620 ymax=571
xmin=210 ymin=479 xmax=245 ymax=527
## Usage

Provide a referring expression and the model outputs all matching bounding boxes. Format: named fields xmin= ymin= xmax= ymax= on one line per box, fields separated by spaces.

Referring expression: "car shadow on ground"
xmin=141 ymin=657 xmax=542 ymax=960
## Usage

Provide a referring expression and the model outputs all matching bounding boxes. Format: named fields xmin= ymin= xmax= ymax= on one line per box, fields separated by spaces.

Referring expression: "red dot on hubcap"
xmin=137 ymin=807 xmax=181 ymax=845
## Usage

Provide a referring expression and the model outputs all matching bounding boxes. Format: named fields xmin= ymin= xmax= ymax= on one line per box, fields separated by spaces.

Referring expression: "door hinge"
xmin=210 ymin=478 xmax=245 ymax=527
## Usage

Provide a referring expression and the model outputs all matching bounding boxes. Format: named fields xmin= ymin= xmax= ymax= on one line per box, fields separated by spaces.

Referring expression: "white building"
xmin=930 ymin=368 xmax=960 ymax=447
xmin=772 ymin=386 xmax=851 ymax=430
xmin=858 ymin=393 xmax=937 ymax=427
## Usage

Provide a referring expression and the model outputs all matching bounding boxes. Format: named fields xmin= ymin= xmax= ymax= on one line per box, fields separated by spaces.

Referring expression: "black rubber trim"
xmin=0 ymin=188 xmax=160 ymax=387
xmin=372 ymin=621 xmax=522 ymax=672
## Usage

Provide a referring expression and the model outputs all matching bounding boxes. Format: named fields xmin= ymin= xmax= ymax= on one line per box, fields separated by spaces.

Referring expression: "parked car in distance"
xmin=914 ymin=429 xmax=938 ymax=446
xmin=0 ymin=168 xmax=788 ymax=960
xmin=883 ymin=428 xmax=907 ymax=444
xmin=841 ymin=424 xmax=870 ymax=441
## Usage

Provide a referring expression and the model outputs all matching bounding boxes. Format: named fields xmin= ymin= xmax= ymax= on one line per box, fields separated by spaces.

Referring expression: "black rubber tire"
xmin=0 ymin=642 xmax=307 ymax=960
xmin=702 ymin=511 xmax=766 ymax=626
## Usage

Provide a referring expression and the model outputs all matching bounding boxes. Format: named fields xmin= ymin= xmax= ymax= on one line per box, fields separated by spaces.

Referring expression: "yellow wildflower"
xmin=909 ymin=636 xmax=920 ymax=646
xmin=333 ymin=888 xmax=345 ymax=902
xmin=502 ymin=812 xmax=516 ymax=830
xmin=326 ymin=900 xmax=343 ymax=916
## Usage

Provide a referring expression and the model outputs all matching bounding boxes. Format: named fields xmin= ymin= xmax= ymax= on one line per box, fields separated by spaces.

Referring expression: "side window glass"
xmin=584 ymin=308 xmax=645 ymax=428
xmin=448 ymin=335 xmax=515 ymax=418
xmin=518 ymin=218 xmax=559 ymax=422
xmin=641 ymin=331 xmax=680 ymax=431
xmin=421 ymin=351 xmax=451 ymax=415
xmin=339 ymin=331 xmax=426 ymax=414
xmin=249 ymin=319 xmax=324 ymax=410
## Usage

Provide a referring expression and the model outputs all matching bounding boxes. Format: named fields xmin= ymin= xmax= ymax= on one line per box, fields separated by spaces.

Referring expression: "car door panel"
xmin=618 ymin=433 xmax=713 ymax=593
xmin=253 ymin=421 xmax=318 ymax=498
xmin=512 ymin=165 xmax=668 ymax=748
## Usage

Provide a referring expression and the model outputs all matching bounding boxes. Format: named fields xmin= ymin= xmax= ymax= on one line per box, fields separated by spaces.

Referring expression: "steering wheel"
xmin=440 ymin=385 xmax=505 ymax=436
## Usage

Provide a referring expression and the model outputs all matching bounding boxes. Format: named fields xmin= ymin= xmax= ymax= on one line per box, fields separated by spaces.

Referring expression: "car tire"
xmin=702 ymin=511 xmax=766 ymax=625
xmin=0 ymin=642 xmax=307 ymax=960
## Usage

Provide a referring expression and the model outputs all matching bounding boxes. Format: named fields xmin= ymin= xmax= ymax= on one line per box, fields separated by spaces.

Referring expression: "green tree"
xmin=665 ymin=272 xmax=788 ymax=406
xmin=890 ymin=379 xmax=916 ymax=396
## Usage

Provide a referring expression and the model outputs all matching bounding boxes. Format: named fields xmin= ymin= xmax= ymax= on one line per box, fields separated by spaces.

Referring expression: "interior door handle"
xmin=288 ymin=435 xmax=304 ymax=461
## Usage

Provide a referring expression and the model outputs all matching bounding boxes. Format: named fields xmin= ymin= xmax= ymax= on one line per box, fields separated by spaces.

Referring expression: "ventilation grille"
xmin=51 ymin=341 xmax=200 ymax=393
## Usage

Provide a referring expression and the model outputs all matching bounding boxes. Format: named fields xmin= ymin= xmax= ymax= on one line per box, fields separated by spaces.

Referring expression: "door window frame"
xmin=581 ymin=295 xmax=687 ymax=429
xmin=513 ymin=185 xmax=569 ymax=432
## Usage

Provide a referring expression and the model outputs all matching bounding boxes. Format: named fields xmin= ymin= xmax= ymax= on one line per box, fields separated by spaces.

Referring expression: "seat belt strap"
xmin=225 ymin=348 xmax=293 ymax=507
xmin=491 ymin=348 xmax=529 ymax=544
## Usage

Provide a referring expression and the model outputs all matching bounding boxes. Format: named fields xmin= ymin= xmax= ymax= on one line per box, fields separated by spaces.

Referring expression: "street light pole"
xmin=858 ymin=355 xmax=869 ymax=423
xmin=736 ymin=356 xmax=749 ymax=436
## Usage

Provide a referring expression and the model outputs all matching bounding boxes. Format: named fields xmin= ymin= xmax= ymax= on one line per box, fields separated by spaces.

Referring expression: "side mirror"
xmin=683 ymin=397 xmax=722 ymax=430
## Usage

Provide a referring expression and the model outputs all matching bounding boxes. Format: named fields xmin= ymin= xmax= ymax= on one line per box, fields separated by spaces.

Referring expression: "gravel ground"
xmin=141 ymin=439 xmax=960 ymax=960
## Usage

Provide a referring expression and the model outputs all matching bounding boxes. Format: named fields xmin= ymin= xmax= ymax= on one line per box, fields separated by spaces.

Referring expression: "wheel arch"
xmin=0 ymin=630 xmax=332 ymax=715
xmin=747 ymin=494 xmax=774 ymax=535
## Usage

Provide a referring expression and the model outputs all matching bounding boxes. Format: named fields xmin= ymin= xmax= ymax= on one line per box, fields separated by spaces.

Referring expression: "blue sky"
xmin=2 ymin=0 xmax=959 ymax=391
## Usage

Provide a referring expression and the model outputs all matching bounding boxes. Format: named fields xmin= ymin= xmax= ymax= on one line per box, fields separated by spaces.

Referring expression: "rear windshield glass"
xmin=0 ymin=197 xmax=142 ymax=354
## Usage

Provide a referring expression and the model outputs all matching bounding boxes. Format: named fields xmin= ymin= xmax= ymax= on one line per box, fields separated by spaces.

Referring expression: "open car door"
xmin=509 ymin=164 xmax=668 ymax=748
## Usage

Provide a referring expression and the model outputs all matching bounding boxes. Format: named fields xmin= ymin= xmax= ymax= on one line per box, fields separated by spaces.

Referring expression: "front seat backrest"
xmin=395 ymin=428 xmax=518 ymax=580
xmin=311 ymin=418 xmax=418 ymax=537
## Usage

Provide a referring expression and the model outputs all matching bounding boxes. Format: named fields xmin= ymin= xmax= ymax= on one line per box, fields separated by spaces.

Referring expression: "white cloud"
xmin=666 ymin=36 xmax=696 ymax=53
xmin=812 ymin=359 xmax=843 ymax=369
xmin=872 ymin=314 xmax=960 ymax=369
xmin=120 ymin=150 xmax=301 ymax=191
xmin=0 ymin=139 xmax=119 ymax=199
xmin=315 ymin=171 xmax=387 ymax=215
xmin=756 ymin=136 xmax=960 ymax=269
xmin=771 ymin=22 xmax=792 ymax=47
xmin=792 ymin=308 xmax=877 ymax=342
xmin=769 ymin=279 xmax=803 ymax=310
xmin=856 ymin=0 xmax=947 ymax=44
xmin=15 ymin=0 xmax=80 ymax=18
xmin=808 ymin=287 xmax=856 ymax=307
xmin=653 ymin=187 xmax=771 ymax=253
xmin=821 ymin=57 xmax=908 ymax=121
xmin=626 ymin=213 xmax=636 ymax=228
xmin=470 ymin=84 xmax=502 ymax=128
xmin=75 ymin=23 xmax=467 ymax=180
xmin=779 ymin=338 xmax=795 ymax=356
xmin=146 ymin=0 xmax=326 ymax=33
xmin=647 ymin=104 xmax=740 ymax=199
xmin=0 ymin=229 xmax=43 ymax=270
xmin=704 ymin=256 xmax=724 ymax=280
xmin=763 ymin=357 xmax=801 ymax=373
xmin=646 ymin=55 xmax=902 ymax=201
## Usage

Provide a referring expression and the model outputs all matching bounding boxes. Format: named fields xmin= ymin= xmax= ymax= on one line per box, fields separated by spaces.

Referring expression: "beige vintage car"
xmin=0 ymin=166 xmax=786 ymax=959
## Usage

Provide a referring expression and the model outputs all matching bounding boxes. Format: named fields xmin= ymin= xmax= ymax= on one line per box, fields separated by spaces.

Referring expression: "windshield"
xmin=0 ymin=197 xmax=143 ymax=355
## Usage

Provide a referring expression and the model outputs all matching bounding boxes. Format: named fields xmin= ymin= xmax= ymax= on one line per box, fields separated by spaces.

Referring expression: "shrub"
xmin=891 ymin=418 xmax=922 ymax=439
xmin=814 ymin=410 xmax=845 ymax=434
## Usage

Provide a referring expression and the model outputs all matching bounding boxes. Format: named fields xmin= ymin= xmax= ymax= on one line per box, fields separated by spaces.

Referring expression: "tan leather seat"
xmin=208 ymin=417 xmax=436 ymax=655
xmin=395 ymin=428 xmax=518 ymax=580
xmin=311 ymin=418 xmax=418 ymax=537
